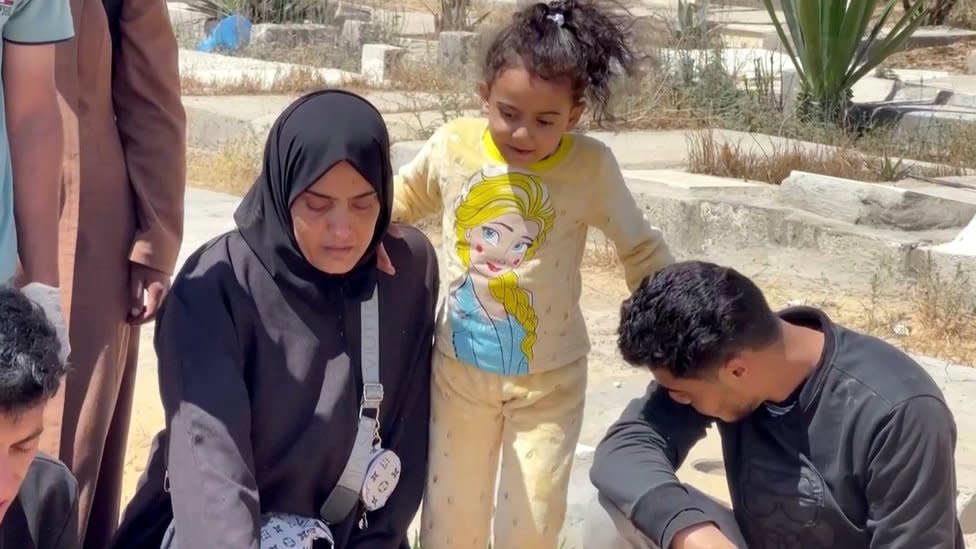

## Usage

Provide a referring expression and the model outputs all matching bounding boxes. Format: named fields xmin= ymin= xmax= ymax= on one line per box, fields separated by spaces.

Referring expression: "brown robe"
xmin=44 ymin=0 xmax=186 ymax=547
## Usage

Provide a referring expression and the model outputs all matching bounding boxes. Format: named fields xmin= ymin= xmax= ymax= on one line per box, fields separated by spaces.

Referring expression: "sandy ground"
xmin=118 ymin=264 xmax=635 ymax=505
xmin=118 ymin=239 xmax=976 ymax=546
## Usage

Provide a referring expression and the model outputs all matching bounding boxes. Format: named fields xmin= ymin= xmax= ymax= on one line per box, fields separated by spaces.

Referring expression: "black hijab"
xmin=233 ymin=90 xmax=393 ymax=306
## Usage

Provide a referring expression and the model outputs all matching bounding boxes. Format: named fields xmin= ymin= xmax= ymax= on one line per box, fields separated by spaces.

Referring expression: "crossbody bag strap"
xmin=320 ymin=288 xmax=383 ymax=524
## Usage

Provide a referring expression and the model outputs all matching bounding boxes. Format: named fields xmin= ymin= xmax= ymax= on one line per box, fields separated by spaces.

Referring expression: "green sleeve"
xmin=3 ymin=0 xmax=74 ymax=44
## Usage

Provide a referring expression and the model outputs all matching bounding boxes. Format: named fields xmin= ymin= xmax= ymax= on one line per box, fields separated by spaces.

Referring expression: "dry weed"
xmin=582 ymin=240 xmax=622 ymax=272
xmin=186 ymin=138 xmax=263 ymax=196
xmin=181 ymin=65 xmax=352 ymax=96
xmin=385 ymin=59 xmax=478 ymax=138
xmin=907 ymin=257 xmax=976 ymax=355
xmin=388 ymin=57 xmax=474 ymax=94
xmin=686 ymin=128 xmax=962 ymax=184
xmin=949 ymin=0 xmax=976 ymax=28
xmin=856 ymin=122 xmax=976 ymax=171
xmin=759 ymin=263 xmax=976 ymax=366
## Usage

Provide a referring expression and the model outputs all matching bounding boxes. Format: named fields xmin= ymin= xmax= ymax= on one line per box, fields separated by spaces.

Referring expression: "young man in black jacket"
xmin=586 ymin=260 xmax=965 ymax=549
xmin=0 ymin=287 xmax=78 ymax=549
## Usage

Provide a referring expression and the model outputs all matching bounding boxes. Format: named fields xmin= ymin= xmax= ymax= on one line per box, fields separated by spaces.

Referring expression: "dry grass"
xmin=385 ymin=59 xmax=479 ymax=138
xmin=582 ymin=240 xmax=622 ymax=272
xmin=388 ymin=58 xmax=474 ymax=94
xmin=180 ymin=66 xmax=364 ymax=96
xmin=884 ymin=41 xmax=976 ymax=74
xmin=237 ymin=43 xmax=360 ymax=71
xmin=582 ymin=251 xmax=976 ymax=366
xmin=949 ymin=0 xmax=976 ymax=28
xmin=183 ymin=140 xmax=976 ymax=366
xmin=686 ymin=128 xmax=964 ymax=184
xmin=760 ymin=259 xmax=976 ymax=366
xmin=858 ymin=122 xmax=976 ymax=171
xmin=187 ymin=138 xmax=262 ymax=196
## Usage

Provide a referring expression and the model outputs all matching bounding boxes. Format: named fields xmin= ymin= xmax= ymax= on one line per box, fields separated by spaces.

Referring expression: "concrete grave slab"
xmin=781 ymin=171 xmax=976 ymax=231
xmin=623 ymin=169 xmax=772 ymax=199
xmin=966 ymin=50 xmax=976 ymax=75
xmin=657 ymin=47 xmax=792 ymax=81
xmin=334 ymin=1 xmax=372 ymax=24
xmin=361 ymin=44 xmax=404 ymax=84
xmin=340 ymin=19 xmax=379 ymax=52
xmin=167 ymin=2 xmax=210 ymax=44
xmin=900 ymin=26 xmax=976 ymax=50
xmin=182 ymin=95 xmax=294 ymax=149
xmin=890 ymin=68 xmax=952 ymax=82
xmin=896 ymin=104 xmax=976 ymax=140
xmin=437 ymin=31 xmax=482 ymax=76
xmin=375 ymin=8 xmax=434 ymax=36
xmin=932 ymin=214 xmax=976 ymax=256
xmin=250 ymin=23 xmax=338 ymax=49
xmin=901 ymin=73 xmax=976 ymax=97
xmin=179 ymin=49 xmax=355 ymax=92
xmin=961 ymin=492 xmax=976 ymax=533
xmin=399 ymin=38 xmax=438 ymax=62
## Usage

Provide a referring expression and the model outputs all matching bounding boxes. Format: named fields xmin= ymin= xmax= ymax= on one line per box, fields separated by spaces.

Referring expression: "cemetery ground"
xmin=117 ymin=0 xmax=976 ymax=545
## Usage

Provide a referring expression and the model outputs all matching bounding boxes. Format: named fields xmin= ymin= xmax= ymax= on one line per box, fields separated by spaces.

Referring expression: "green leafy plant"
xmin=762 ymin=0 xmax=926 ymax=124
xmin=185 ymin=0 xmax=334 ymax=24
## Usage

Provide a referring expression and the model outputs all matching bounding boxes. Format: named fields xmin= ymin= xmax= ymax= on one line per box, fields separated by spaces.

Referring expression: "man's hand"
xmin=376 ymin=225 xmax=405 ymax=276
xmin=672 ymin=523 xmax=739 ymax=549
xmin=128 ymin=263 xmax=171 ymax=325
xmin=21 ymin=283 xmax=70 ymax=365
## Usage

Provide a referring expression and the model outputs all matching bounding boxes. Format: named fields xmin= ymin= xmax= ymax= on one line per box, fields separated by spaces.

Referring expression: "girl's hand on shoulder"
xmin=377 ymin=225 xmax=405 ymax=276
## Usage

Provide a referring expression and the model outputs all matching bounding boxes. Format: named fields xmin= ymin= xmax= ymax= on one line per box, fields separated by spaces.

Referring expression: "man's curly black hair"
xmin=617 ymin=261 xmax=782 ymax=378
xmin=0 ymin=287 xmax=66 ymax=414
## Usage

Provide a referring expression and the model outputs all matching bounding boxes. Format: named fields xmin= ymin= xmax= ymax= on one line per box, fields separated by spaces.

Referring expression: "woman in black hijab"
xmin=110 ymin=90 xmax=439 ymax=549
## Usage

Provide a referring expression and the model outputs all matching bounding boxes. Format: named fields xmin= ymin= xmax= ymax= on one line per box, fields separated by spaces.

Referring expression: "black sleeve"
xmin=865 ymin=396 xmax=961 ymax=548
xmin=590 ymin=381 xmax=714 ymax=549
xmin=50 ymin=490 xmax=78 ymax=549
xmin=17 ymin=456 xmax=79 ymax=549
xmin=156 ymin=269 xmax=261 ymax=549
xmin=349 ymin=228 xmax=438 ymax=548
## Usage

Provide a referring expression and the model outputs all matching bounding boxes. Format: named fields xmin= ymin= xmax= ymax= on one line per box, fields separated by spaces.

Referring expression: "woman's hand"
xmin=377 ymin=225 xmax=405 ymax=275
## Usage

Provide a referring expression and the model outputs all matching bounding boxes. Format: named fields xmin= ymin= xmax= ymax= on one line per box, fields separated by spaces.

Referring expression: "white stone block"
xmin=966 ymin=50 xmax=976 ymax=75
xmin=361 ymin=44 xmax=404 ymax=83
xmin=341 ymin=19 xmax=379 ymax=52
xmin=250 ymin=23 xmax=338 ymax=49
xmin=959 ymin=491 xmax=976 ymax=533
xmin=437 ymin=31 xmax=481 ymax=74
xmin=780 ymin=170 xmax=976 ymax=231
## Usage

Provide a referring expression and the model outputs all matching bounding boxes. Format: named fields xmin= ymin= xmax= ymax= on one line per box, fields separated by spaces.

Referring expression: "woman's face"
xmin=465 ymin=212 xmax=540 ymax=279
xmin=291 ymin=160 xmax=381 ymax=275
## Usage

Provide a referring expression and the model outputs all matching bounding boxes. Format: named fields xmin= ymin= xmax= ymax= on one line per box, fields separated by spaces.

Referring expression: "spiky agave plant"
xmin=762 ymin=0 xmax=926 ymax=125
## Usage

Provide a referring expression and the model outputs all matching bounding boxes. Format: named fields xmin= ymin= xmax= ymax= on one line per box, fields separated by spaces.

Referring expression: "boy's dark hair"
xmin=617 ymin=261 xmax=782 ymax=378
xmin=0 ymin=287 xmax=66 ymax=414
xmin=483 ymin=0 xmax=635 ymax=126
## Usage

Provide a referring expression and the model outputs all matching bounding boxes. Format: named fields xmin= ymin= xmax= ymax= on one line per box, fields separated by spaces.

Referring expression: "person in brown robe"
xmin=44 ymin=1 xmax=186 ymax=548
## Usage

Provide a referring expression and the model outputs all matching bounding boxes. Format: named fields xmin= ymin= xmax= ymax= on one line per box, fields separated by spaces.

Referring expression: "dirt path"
xmin=119 ymin=224 xmax=976 ymax=546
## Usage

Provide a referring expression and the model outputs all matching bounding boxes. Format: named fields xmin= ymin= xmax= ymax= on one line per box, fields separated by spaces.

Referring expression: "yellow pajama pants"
xmin=420 ymin=350 xmax=587 ymax=549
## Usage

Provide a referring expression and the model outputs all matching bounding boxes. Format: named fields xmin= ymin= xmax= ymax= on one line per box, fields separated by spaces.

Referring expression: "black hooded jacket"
xmin=591 ymin=308 xmax=964 ymax=549
xmin=110 ymin=90 xmax=439 ymax=549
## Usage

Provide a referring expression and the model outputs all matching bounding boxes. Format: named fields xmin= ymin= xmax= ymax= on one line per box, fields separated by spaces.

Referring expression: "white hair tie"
xmin=546 ymin=12 xmax=565 ymax=26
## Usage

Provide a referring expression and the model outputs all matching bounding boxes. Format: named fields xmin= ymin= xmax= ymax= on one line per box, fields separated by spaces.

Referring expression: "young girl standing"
xmin=392 ymin=1 xmax=675 ymax=547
